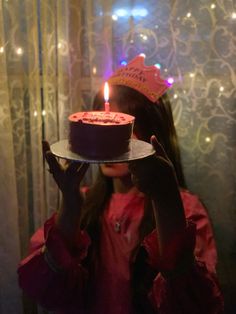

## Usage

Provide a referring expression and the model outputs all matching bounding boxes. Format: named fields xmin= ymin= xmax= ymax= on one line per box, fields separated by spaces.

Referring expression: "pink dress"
xmin=18 ymin=190 xmax=223 ymax=313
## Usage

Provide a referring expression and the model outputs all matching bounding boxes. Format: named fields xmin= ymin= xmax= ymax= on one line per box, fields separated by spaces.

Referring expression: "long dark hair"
xmin=80 ymin=85 xmax=186 ymax=313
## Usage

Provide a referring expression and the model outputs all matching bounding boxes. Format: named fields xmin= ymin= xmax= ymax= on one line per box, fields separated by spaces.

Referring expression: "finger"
xmin=150 ymin=135 xmax=168 ymax=159
xmin=42 ymin=141 xmax=61 ymax=179
xmin=42 ymin=140 xmax=51 ymax=157
xmin=45 ymin=151 xmax=62 ymax=175
xmin=77 ymin=163 xmax=89 ymax=175
xmin=67 ymin=161 xmax=82 ymax=175
xmin=75 ymin=163 xmax=89 ymax=184
xmin=67 ymin=162 xmax=89 ymax=181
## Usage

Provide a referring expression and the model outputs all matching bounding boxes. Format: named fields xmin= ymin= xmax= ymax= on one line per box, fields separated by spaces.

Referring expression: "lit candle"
xmin=104 ymin=82 xmax=110 ymax=113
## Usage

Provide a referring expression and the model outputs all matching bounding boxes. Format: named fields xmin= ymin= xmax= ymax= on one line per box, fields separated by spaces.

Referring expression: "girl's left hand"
xmin=129 ymin=135 xmax=177 ymax=197
xmin=129 ymin=135 xmax=186 ymax=253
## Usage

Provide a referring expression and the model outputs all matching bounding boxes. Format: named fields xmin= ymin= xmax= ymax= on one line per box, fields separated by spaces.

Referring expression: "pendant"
xmin=114 ymin=221 xmax=121 ymax=233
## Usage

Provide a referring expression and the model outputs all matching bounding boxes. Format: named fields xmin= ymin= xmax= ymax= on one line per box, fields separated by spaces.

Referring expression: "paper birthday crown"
xmin=108 ymin=54 xmax=170 ymax=102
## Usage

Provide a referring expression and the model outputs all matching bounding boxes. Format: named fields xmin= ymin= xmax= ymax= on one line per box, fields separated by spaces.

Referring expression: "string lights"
xmin=16 ymin=47 xmax=23 ymax=55
xmin=231 ymin=12 xmax=236 ymax=19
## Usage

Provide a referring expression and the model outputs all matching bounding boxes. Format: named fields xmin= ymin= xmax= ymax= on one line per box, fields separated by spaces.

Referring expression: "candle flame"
xmin=104 ymin=82 xmax=109 ymax=102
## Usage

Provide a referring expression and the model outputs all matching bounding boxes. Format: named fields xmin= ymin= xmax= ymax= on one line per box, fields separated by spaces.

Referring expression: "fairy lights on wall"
xmin=112 ymin=14 xmax=118 ymax=21
xmin=92 ymin=66 xmax=97 ymax=74
xmin=112 ymin=7 xmax=148 ymax=19
xmin=16 ymin=47 xmax=23 ymax=55
xmin=167 ymin=77 xmax=174 ymax=85
xmin=205 ymin=136 xmax=211 ymax=143
xmin=219 ymin=86 xmax=224 ymax=92
xmin=120 ymin=60 xmax=128 ymax=66
xmin=140 ymin=34 xmax=148 ymax=41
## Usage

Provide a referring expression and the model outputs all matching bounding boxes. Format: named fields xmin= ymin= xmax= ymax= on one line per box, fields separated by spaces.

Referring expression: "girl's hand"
xmin=129 ymin=135 xmax=176 ymax=197
xmin=42 ymin=140 xmax=89 ymax=197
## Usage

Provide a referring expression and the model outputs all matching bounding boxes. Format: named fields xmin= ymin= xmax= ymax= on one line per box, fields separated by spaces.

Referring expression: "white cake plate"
xmin=50 ymin=139 xmax=155 ymax=164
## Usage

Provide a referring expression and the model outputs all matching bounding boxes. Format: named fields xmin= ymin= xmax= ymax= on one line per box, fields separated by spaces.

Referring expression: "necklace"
xmin=114 ymin=214 xmax=128 ymax=233
xmin=114 ymin=220 xmax=121 ymax=233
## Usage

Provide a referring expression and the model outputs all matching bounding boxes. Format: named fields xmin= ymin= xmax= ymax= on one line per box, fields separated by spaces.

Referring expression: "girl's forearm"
xmin=56 ymin=194 xmax=82 ymax=247
xmin=151 ymin=183 xmax=186 ymax=255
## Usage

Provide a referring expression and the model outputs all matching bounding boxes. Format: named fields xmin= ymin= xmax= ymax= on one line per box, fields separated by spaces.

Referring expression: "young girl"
xmin=18 ymin=56 xmax=223 ymax=314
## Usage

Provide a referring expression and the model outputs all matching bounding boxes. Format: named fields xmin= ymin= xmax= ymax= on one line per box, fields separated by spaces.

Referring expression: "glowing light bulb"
xmin=186 ymin=12 xmax=192 ymax=18
xmin=112 ymin=14 xmax=118 ymax=21
xmin=219 ymin=86 xmax=224 ymax=92
xmin=16 ymin=47 xmax=23 ymax=55
xmin=189 ymin=72 xmax=195 ymax=78
xmin=33 ymin=110 xmax=38 ymax=117
xmin=58 ymin=42 xmax=62 ymax=49
xmin=211 ymin=4 xmax=216 ymax=9
xmin=167 ymin=77 xmax=174 ymax=85
xmin=231 ymin=12 xmax=236 ymax=19
xmin=115 ymin=9 xmax=128 ymax=17
xmin=120 ymin=60 xmax=127 ymax=66
xmin=92 ymin=67 xmax=97 ymax=75
xmin=142 ymin=35 xmax=148 ymax=41
xmin=205 ymin=137 xmax=211 ymax=143
xmin=174 ymin=94 xmax=178 ymax=99
xmin=131 ymin=8 xmax=148 ymax=17
xmin=0 ymin=47 xmax=4 ymax=53
xmin=42 ymin=110 xmax=46 ymax=116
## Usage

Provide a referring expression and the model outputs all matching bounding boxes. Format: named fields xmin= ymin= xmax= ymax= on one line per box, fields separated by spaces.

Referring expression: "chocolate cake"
xmin=68 ymin=111 xmax=134 ymax=159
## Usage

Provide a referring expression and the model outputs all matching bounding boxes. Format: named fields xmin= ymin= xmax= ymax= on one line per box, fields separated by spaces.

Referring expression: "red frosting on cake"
xmin=68 ymin=111 xmax=134 ymax=159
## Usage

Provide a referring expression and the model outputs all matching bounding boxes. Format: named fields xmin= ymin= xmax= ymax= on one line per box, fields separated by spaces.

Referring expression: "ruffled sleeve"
xmin=18 ymin=213 xmax=91 ymax=311
xmin=150 ymin=262 xmax=223 ymax=314
xmin=181 ymin=189 xmax=218 ymax=274
xmin=142 ymin=221 xmax=224 ymax=314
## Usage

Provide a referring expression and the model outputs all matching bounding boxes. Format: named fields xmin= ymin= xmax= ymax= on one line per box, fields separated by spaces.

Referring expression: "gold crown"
xmin=108 ymin=55 xmax=171 ymax=102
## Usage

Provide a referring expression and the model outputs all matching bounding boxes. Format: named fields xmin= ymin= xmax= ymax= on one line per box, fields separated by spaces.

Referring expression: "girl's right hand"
xmin=42 ymin=140 xmax=89 ymax=197
xmin=42 ymin=140 xmax=89 ymax=242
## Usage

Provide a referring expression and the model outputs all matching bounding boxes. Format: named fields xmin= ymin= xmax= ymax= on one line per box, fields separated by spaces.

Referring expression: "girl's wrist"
xmin=55 ymin=194 xmax=83 ymax=245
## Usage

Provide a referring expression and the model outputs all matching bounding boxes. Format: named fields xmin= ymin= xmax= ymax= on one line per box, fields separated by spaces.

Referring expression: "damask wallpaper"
xmin=0 ymin=0 xmax=235 ymax=313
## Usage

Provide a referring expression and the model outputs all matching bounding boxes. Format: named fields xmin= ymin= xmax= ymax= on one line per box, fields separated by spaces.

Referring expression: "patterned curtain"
xmin=0 ymin=0 xmax=235 ymax=313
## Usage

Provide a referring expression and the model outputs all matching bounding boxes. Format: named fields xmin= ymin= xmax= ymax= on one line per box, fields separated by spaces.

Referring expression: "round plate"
xmin=50 ymin=139 xmax=155 ymax=163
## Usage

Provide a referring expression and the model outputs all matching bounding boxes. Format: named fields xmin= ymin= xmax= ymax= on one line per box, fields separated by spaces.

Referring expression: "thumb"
xmin=150 ymin=135 xmax=168 ymax=159
xmin=42 ymin=140 xmax=51 ymax=157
